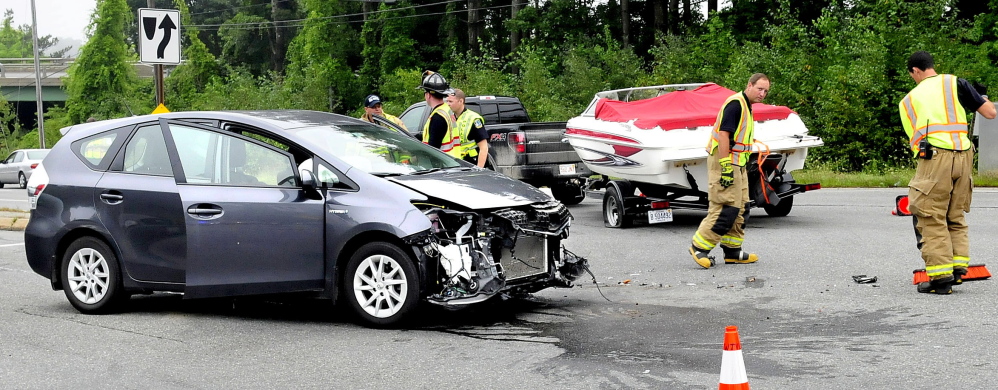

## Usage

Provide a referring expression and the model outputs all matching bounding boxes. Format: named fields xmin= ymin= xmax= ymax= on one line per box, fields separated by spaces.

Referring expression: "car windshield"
xmin=26 ymin=150 xmax=49 ymax=160
xmin=294 ymin=123 xmax=464 ymax=176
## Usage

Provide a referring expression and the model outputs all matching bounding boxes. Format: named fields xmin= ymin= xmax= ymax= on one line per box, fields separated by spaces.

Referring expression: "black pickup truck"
xmin=398 ymin=96 xmax=591 ymax=205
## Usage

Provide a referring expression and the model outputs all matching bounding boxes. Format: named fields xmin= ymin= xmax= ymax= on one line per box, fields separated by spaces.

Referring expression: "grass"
xmin=794 ymin=168 xmax=998 ymax=188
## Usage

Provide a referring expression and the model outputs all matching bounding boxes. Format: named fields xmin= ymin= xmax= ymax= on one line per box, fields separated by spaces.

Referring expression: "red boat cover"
xmin=593 ymin=83 xmax=794 ymax=130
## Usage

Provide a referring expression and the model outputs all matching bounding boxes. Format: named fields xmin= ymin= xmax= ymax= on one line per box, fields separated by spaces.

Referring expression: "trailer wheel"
xmin=763 ymin=196 xmax=794 ymax=217
xmin=603 ymin=185 xmax=632 ymax=228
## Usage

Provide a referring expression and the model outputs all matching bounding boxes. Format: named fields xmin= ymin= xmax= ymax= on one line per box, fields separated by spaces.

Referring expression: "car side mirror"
xmin=301 ymin=169 xmax=318 ymax=190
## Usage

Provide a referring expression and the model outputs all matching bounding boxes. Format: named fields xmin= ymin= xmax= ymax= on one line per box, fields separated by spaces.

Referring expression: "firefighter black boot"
xmin=953 ymin=267 xmax=967 ymax=285
xmin=917 ymin=274 xmax=954 ymax=294
xmin=721 ymin=246 xmax=759 ymax=264
xmin=689 ymin=245 xmax=714 ymax=269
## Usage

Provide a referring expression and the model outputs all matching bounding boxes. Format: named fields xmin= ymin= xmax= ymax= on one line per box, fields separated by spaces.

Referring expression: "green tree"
xmin=283 ymin=0 xmax=360 ymax=112
xmin=65 ymin=0 xmax=144 ymax=123
xmin=165 ymin=0 xmax=221 ymax=111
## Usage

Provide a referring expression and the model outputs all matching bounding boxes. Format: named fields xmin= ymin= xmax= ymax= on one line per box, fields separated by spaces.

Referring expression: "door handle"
xmin=187 ymin=204 xmax=223 ymax=219
xmin=99 ymin=191 xmax=124 ymax=204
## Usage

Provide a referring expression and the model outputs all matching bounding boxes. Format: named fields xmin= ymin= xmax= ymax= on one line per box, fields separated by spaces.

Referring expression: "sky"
xmin=7 ymin=0 xmax=97 ymax=42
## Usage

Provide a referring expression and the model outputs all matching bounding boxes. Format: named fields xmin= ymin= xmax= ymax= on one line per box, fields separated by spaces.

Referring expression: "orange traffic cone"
xmin=892 ymin=195 xmax=911 ymax=216
xmin=719 ymin=326 xmax=750 ymax=390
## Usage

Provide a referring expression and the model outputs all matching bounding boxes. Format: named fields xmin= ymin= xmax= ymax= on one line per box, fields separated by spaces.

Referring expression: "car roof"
xmin=58 ymin=110 xmax=368 ymax=139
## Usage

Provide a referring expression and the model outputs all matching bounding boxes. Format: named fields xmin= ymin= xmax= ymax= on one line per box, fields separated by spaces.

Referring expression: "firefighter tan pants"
xmin=692 ymin=153 xmax=750 ymax=251
xmin=907 ymin=147 xmax=973 ymax=280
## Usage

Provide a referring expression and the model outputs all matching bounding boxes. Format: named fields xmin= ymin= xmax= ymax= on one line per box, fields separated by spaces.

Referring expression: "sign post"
xmin=138 ymin=7 xmax=180 ymax=108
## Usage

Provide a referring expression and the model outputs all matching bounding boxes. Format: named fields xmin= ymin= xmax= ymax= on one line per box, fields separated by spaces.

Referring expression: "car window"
xmin=400 ymin=104 xmax=426 ymax=133
xmin=499 ymin=103 xmax=529 ymax=123
xmin=476 ymin=103 xmax=499 ymax=123
xmin=75 ymin=131 xmax=121 ymax=168
xmin=293 ymin=123 xmax=463 ymax=176
xmin=123 ymin=125 xmax=174 ymax=176
xmin=169 ymin=124 xmax=297 ymax=187
xmin=26 ymin=150 xmax=49 ymax=160
xmin=13 ymin=152 xmax=24 ymax=163
xmin=3 ymin=153 xmax=15 ymax=164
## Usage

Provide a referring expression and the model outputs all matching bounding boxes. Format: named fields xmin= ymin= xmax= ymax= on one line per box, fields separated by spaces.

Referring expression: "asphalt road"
xmin=0 ymin=187 xmax=30 ymax=212
xmin=2 ymin=188 xmax=996 ymax=389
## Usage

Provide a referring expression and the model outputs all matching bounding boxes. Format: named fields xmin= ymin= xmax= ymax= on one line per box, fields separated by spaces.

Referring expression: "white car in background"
xmin=0 ymin=149 xmax=49 ymax=189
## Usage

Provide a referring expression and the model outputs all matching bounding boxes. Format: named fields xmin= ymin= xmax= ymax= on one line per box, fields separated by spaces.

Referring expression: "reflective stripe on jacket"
xmin=899 ymin=74 xmax=970 ymax=152
xmin=453 ymin=109 xmax=485 ymax=158
xmin=422 ymin=103 xmax=459 ymax=156
xmin=706 ymin=93 xmax=755 ymax=166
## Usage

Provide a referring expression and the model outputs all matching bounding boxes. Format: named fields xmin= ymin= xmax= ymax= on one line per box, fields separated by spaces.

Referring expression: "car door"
xmin=0 ymin=152 xmax=18 ymax=183
xmin=161 ymin=119 xmax=324 ymax=298
xmin=94 ymin=123 xmax=187 ymax=283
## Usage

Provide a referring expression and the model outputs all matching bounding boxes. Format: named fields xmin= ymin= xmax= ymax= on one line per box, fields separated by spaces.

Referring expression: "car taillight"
xmin=508 ymin=132 xmax=526 ymax=153
xmin=650 ymin=201 xmax=670 ymax=209
xmin=30 ymin=163 xmax=38 ymax=169
xmin=26 ymin=163 xmax=49 ymax=198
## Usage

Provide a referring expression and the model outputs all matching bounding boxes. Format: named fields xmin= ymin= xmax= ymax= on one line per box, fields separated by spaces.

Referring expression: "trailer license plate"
xmin=648 ymin=209 xmax=673 ymax=224
xmin=559 ymin=164 xmax=576 ymax=175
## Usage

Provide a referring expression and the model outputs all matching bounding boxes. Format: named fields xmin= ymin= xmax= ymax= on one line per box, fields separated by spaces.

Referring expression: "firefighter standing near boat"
xmin=899 ymin=51 xmax=996 ymax=294
xmin=688 ymin=73 xmax=770 ymax=269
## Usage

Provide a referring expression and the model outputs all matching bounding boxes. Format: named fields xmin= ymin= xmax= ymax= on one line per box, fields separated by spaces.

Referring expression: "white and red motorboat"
xmin=565 ymin=83 xmax=824 ymax=227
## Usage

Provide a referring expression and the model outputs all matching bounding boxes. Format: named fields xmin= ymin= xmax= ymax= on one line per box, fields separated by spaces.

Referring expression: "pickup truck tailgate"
xmin=519 ymin=123 xmax=582 ymax=164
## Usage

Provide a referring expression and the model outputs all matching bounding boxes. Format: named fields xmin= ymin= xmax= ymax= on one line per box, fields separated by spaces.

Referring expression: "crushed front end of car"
xmin=409 ymin=200 xmax=588 ymax=307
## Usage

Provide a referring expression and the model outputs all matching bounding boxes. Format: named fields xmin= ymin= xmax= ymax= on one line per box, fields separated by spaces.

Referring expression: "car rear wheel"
xmin=18 ymin=173 xmax=27 ymax=189
xmin=342 ymin=242 xmax=419 ymax=327
xmin=61 ymin=237 xmax=128 ymax=314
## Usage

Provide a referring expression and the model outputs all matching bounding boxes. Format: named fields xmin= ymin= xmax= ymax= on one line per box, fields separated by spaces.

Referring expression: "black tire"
xmin=61 ymin=237 xmax=128 ymax=314
xmin=763 ymin=195 xmax=794 ymax=217
xmin=341 ymin=242 xmax=420 ymax=327
xmin=0 ymin=182 xmax=5 ymax=188
xmin=553 ymin=182 xmax=585 ymax=206
xmin=18 ymin=173 xmax=27 ymax=189
xmin=603 ymin=185 xmax=632 ymax=228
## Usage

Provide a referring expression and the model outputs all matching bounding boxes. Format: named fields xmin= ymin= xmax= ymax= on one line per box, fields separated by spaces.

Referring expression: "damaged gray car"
xmin=25 ymin=110 xmax=588 ymax=327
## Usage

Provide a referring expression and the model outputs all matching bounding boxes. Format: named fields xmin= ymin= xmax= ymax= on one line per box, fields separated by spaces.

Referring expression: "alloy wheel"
xmin=66 ymin=248 xmax=111 ymax=304
xmin=352 ymin=254 xmax=409 ymax=319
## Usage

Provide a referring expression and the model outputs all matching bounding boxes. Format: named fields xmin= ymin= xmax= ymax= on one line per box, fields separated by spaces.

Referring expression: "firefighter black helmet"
xmin=416 ymin=70 xmax=450 ymax=95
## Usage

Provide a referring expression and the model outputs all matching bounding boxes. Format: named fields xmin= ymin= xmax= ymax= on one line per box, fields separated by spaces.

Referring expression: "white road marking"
xmin=0 ymin=242 xmax=25 ymax=247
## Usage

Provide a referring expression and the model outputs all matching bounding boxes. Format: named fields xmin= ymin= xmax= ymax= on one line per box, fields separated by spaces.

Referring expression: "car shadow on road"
xmin=121 ymin=292 xmax=552 ymax=328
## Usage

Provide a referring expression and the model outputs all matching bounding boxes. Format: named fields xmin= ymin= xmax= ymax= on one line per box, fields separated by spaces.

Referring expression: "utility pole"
xmin=148 ymin=0 xmax=165 ymax=106
xmin=30 ymin=0 xmax=45 ymax=148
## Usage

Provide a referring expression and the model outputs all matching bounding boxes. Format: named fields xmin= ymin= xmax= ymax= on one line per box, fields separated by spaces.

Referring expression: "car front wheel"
xmin=342 ymin=242 xmax=419 ymax=327
xmin=61 ymin=237 xmax=127 ymax=314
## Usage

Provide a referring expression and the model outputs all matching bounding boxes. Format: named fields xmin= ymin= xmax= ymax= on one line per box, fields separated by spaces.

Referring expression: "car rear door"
xmin=94 ymin=123 xmax=187 ymax=284
xmin=161 ymin=119 xmax=324 ymax=298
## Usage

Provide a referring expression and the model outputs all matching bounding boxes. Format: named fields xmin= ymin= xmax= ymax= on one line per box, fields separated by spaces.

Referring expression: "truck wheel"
xmin=763 ymin=196 xmax=794 ymax=217
xmin=603 ymin=185 xmax=632 ymax=228
xmin=553 ymin=182 xmax=585 ymax=206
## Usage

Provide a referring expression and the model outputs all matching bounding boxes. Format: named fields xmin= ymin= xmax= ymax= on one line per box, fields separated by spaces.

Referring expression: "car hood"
xmin=389 ymin=169 xmax=554 ymax=209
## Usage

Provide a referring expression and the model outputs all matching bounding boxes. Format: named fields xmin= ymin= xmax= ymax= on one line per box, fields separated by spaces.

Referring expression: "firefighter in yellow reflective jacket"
xmin=446 ymin=88 xmax=489 ymax=167
xmin=688 ymin=73 xmax=770 ymax=269
xmin=416 ymin=71 xmax=460 ymax=157
xmin=899 ymin=51 xmax=996 ymax=294
xmin=359 ymin=94 xmax=408 ymax=133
